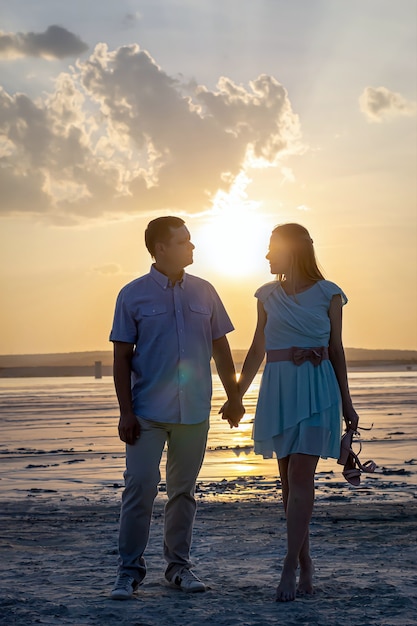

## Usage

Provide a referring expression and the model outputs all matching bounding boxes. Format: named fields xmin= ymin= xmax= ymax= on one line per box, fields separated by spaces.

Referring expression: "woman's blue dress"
xmin=253 ymin=279 xmax=347 ymax=460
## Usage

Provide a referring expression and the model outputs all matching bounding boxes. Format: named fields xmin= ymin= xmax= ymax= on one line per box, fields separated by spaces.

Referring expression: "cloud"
xmin=92 ymin=263 xmax=122 ymax=275
xmin=0 ymin=43 xmax=302 ymax=222
xmin=0 ymin=25 xmax=88 ymax=60
xmin=281 ymin=167 xmax=295 ymax=184
xmin=359 ymin=86 xmax=416 ymax=122
xmin=122 ymin=12 xmax=142 ymax=28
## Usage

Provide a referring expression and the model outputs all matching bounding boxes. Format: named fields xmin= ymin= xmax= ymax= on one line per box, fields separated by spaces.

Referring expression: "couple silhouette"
xmin=109 ymin=217 xmax=362 ymax=602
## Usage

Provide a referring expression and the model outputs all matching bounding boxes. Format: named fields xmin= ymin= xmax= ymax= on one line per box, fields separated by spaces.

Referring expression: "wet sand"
xmin=1 ymin=495 xmax=416 ymax=626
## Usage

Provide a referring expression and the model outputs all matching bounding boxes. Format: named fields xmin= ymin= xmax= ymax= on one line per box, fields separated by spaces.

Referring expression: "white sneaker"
xmin=111 ymin=573 xmax=139 ymax=600
xmin=168 ymin=568 xmax=206 ymax=592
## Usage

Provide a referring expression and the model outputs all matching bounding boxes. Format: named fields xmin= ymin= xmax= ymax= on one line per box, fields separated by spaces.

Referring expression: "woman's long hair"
xmin=272 ymin=223 xmax=325 ymax=285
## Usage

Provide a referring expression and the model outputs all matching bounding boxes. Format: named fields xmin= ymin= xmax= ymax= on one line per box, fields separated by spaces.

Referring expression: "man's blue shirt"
xmin=110 ymin=265 xmax=234 ymax=424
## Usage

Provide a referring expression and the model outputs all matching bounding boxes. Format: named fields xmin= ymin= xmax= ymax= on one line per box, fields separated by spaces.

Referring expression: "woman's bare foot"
xmin=275 ymin=559 xmax=297 ymax=602
xmin=297 ymin=556 xmax=315 ymax=596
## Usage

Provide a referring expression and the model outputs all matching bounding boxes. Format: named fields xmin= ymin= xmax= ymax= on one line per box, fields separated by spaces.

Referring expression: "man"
xmin=109 ymin=216 xmax=244 ymax=599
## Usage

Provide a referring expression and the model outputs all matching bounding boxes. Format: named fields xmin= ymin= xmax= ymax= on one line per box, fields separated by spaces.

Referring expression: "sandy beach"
xmin=1 ymin=370 xmax=416 ymax=625
xmin=1 ymin=493 xmax=416 ymax=626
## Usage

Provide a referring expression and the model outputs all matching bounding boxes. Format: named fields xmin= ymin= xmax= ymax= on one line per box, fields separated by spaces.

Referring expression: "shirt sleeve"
xmin=208 ymin=285 xmax=234 ymax=340
xmin=109 ymin=288 xmax=138 ymax=344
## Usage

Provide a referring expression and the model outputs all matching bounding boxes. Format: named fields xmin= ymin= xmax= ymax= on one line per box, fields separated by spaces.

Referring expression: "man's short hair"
xmin=145 ymin=216 xmax=185 ymax=257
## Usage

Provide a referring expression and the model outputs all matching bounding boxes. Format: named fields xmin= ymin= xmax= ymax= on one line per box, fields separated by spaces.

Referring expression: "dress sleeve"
xmin=318 ymin=281 xmax=348 ymax=306
xmin=254 ymin=281 xmax=279 ymax=303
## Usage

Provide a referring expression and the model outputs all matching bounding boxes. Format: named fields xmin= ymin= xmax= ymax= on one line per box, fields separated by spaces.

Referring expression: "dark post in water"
xmin=94 ymin=361 xmax=102 ymax=379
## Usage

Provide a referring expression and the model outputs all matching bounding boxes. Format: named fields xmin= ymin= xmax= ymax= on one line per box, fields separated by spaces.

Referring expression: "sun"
xmin=192 ymin=175 xmax=273 ymax=278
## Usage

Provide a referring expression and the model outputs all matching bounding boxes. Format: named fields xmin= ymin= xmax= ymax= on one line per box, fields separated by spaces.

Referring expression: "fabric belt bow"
xmin=291 ymin=347 xmax=327 ymax=367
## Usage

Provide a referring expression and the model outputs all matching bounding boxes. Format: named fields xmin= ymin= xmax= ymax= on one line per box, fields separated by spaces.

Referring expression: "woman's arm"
xmin=328 ymin=295 xmax=359 ymax=431
xmin=238 ymin=299 xmax=267 ymax=398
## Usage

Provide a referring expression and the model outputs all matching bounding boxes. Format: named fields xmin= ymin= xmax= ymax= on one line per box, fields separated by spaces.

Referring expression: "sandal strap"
xmin=361 ymin=459 xmax=377 ymax=473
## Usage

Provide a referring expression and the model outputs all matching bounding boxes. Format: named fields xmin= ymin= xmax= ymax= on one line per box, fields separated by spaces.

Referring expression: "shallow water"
xmin=0 ymin=369 xmax=416 ymax=502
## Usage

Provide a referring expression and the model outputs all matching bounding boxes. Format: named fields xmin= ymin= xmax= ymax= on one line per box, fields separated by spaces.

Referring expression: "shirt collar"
xmin=150 ymin=264 xmax=186 ymax=289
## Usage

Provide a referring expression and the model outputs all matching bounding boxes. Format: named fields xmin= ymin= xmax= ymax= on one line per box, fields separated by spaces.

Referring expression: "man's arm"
xmin=113 ymin=341 xmax=140 ymax=444
xmin=212 ymin=335 xmax=245 ymax=427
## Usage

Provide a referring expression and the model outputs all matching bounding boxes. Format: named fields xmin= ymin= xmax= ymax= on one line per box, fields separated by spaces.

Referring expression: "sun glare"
xmin=193 ymin=176 xmax=272 ymax=277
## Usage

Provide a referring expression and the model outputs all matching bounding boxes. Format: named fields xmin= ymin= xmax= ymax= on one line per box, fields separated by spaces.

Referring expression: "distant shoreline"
xmin=0 ymin=348 xmax=416 ymax=378
xmin=0 ymin=361 xmax=416 ymax=378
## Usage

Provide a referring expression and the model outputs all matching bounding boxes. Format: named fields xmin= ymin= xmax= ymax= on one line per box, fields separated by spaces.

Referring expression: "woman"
xmin=236 ymin=223 xmax=360 ymax=602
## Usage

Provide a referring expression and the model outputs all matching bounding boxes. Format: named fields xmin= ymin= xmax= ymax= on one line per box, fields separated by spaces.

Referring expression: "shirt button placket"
xmin=174 ymin=286 xmax=186 ymax=422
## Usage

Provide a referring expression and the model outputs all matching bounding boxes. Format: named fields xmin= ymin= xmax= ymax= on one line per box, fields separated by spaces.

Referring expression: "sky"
xmin=0 ymin=0 xmax=416 ymax=355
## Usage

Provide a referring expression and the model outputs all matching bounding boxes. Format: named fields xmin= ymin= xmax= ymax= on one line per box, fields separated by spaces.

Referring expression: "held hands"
xmin=219 ymin=397 xmax=245 ymax=428
xmin=118 ymin=413 xmax=140 ymax=445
